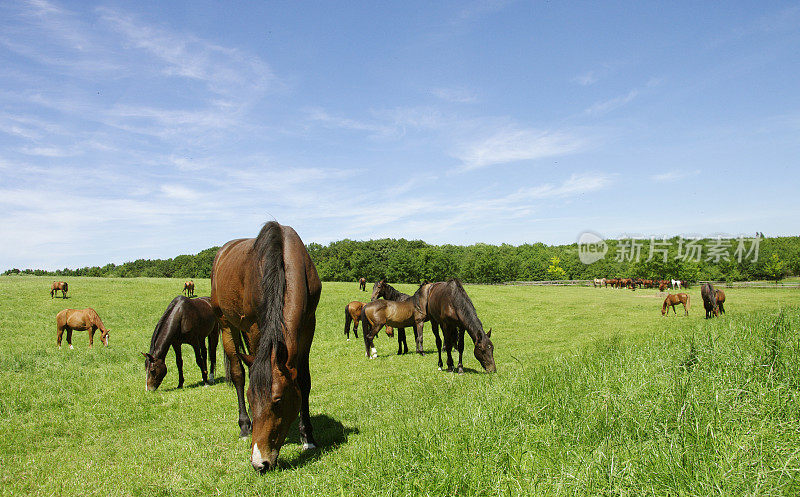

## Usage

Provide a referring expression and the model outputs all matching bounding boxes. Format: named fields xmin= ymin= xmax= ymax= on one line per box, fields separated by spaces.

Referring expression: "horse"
xmin=662 ymin=293 xmax=690 ymax=316
xmin=701 ymin=283 xmax=719 ymax=318
xmin=426 ymin=279 xmax=496 ymax=374
xmin=593 ymin=278 xmax=605 ymax=287
xmin=210 ymin=222 xmax=320 ymax=472
xmin=360 ymin=283 xmax=433 ymax=359
xmin=359 ymin=277 xmax=366 ymax=291
xmin=56 ymin=308 xmax=110 ymax=349
xmin=183 ymin=281 xmax=195 ymax=297
xmin=50 ymin=281 xmax=68 ymax=298
xmin=370 ymin=280 xmax=416 ymax=355
xmin=671 ymin=279 xmax=681 ymax=290
xmin=142 ymin=296 xmax=219 ymax=391
xmin=715 ymin=289 xmax=726 ymax=315
xmin=344 ymin=300 xmax=394 ymax=341
xmin=659 ymin=280 xmax=670 ymax=292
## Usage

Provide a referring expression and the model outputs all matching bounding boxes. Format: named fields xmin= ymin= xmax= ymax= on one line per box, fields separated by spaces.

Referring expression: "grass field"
xmin=2 ymin=276 xmax=800 ymax=495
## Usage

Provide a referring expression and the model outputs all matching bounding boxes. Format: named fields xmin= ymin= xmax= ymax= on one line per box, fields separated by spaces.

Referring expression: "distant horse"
xmin=659 ymin=281 xmax=670 ymax=292
xmin=680 ymin=280 xmax=691 ymax=289
xmin=51 ymin=281 xmax=68 ymax=298
xmin=371 ymin=280 xmax=415 ymax=354
xmin=593 ymin=278 xmax=605 ymax=287
xmin=701 ymin=283 xmax=719 ymax=318
xmin=359 ymin=277 xmax=366 ymax=291
xmin=210 ymin=222 xmax=320 ymax=471
xmin=143 ymin=296 xmax=219 ymax=391
xmin=183 ymin=281 xmax=195 ymax=297
xmin=605 ymin=278 xmax=618 ymax=288
xmin=426 ymin=279 xmax=496 ymax=374
xmin=361 ymin=283 xmax=433 ymax=359
xmin=344 ymin=300 xmax=394 ymax=340
xmin=671 ymin=279 xmax=681 ymax=290
xmin=56 ymin=308 xmax=110 ymax=349
xmin=662 ymin=293 xmax=690 ymax=316
xmin=715 ymin=289 xmax=726 ymax=315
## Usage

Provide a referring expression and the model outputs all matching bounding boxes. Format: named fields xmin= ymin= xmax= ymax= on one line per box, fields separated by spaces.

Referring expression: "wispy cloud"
xmin=585 ymin=89 xmax=639 ymax=115
xmin=431 ymin=87 xmax=477 ymax=103
xmin=573 ymin=71 xmax=599 ymax=86
xmin=652 ymin=169 xmax=701 ymax=182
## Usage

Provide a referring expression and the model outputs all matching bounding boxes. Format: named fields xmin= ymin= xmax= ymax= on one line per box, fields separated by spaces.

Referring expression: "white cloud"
xmin=573 ymin=71 xmax=599 ymax=86
xmin=431 ymin=87 xmax=477 ymax=103
xmin=652 ymin=169 xmax=701 ymax=182
xmin=585 ymin=89 xmax=639 ymax=115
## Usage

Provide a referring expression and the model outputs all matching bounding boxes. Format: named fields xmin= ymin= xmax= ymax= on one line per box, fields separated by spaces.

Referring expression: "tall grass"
xmin=1 ymin=277 xmax=799 ymax=495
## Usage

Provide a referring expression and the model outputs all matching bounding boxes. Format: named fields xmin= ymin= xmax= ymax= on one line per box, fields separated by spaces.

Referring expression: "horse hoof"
xmin=347 ymin=338 xmax=350 ymax=341
xmin=302 ymin=443 xmax=317 ymax=451
xmin=438 ymin=367 xmax=442 ymax=371
xmin=69 ymin=345 xmax=74 ymax=350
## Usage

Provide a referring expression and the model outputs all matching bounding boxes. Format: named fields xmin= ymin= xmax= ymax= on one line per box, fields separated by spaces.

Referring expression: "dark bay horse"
xmin=701 ymin=283 xmax=719 ymax=318
xmin=142 ymin=296 xmax=219 ymax=391
xmin=210 ymin=222 xmax=320 ymax=472
xmin=359 ymin=277 xmax=366 ymax=291
xmin=51 ymin=281 xmax=68 ymax=298
xmin=361 ymin=283 xmax=433 ymax=359
xmin=715 ymin=289 xmax=726 ymax=315
xmin=183 ymin=281 xmax=195 ymax=297
xmin=371 ymin=280 xmax=415 ymax=354
xmin=56 ymin=308 xmax=109 ymax=348
xmin=662 ymin=293 xmax=690 ymax=316
xmin=426 ymin=279 xmax=496 ymax=373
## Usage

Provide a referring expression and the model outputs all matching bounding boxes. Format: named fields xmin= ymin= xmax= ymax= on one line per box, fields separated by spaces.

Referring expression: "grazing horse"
xmin=426 ymin=279 xmax=496 ymax=374
xmin=370 ymin=280 xmax=416 ymax=354
xmin=183 ymin=281 xmax=195 ymax=297
xmin=142 ymin=296 xmax=219 ymax=391
xmin=715 ymin=289 xmax=726 ymax=315
xmin=662 ymin=293 xmax=690 ymax=316
xmin=50 ymin=281 xmax=68 ymax=298
xmin=344 ymin=301 xmax=394 ymax=341
xmin=210 ymin=222 xmax=321 ymax=472
xmin=56 ymin=308 xmax=110 ymax=349
xmin=360 ymin=283 xmax=433 ymax=359
xmin=701 ymin=283 xmax=719 ymax=318
xmin=593 ymin=278 xmax=605 ymax=287
xmin=359 ymin=277 xmax=366 ymax=291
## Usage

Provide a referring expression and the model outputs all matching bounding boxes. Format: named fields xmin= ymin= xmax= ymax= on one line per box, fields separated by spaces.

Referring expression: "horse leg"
xmin=173 ymin=343 xmax=185 ymax=388
xmin=297 ymin=317 xmax=317 ymax=450
xmin=413 ymin=321 xmax=425 ymax=356
xmin=431 ymin=320 xmax=443 ymax=370
xmin=221 ymin=325 xmax=251 ymax=437
xmin=57 ymin=326 xmax=64 ymax=348
xmin=397 ymin=328 xmax=405 ymax=355
xmin=207 ymin=326 xmax=219 ymax=384
xmin=88 ymin=326 xmax=95 ymax=348
xmin=194 ymin=341 xmax=209 ymax=385
xmin=353 ymin=315 xmax=358 ymax=338
xmin=66 ymin=327 xmax=73 ymax=349
xmin=364 ymin=323 xmax=383 ymax=359
xmin=443 ymin=325 xmax=455 ymax=372
xmin=456 ymin=327 xmax=466 ymax=375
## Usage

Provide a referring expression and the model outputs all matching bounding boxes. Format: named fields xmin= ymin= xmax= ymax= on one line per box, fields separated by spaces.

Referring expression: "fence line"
xmin=492 ymin=279 xmax=800 ymax=288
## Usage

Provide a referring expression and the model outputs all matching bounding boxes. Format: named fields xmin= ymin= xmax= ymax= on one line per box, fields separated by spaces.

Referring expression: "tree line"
xmin=4 ymin=236 xmax=799 ymax=284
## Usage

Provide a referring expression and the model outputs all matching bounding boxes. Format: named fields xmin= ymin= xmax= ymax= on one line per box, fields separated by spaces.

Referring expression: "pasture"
xmin=2 ymin=276 xmax=800 ymax=495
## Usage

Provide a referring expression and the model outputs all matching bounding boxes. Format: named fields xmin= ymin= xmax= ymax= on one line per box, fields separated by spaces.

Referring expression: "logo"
xmin=578 ymin=231 xmax=607 ymax=264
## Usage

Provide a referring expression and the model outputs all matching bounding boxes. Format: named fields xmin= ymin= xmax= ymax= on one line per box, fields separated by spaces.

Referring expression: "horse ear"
xmin=142 ymin=352 xmax=154 ymax=361
xmin=487 ymin=327 xmax=492 ymax=338
xmin=238 ymin=353 xmax=255 ymax=367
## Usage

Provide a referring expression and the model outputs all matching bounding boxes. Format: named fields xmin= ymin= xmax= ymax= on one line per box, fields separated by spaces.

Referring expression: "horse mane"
xmin=382 ymin=282 xmax=411 ymax=301
xmin=249 ymin=221 xmax=286 ymax=397
xmin=444 ymin=279 xmax=486 ymax=341
xmin=149 ymin=297 xmax=180 ymax=352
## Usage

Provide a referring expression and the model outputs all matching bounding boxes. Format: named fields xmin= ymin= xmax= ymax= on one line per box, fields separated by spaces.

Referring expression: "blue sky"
xmin=1 ymin=0 xmax=799 ymax=269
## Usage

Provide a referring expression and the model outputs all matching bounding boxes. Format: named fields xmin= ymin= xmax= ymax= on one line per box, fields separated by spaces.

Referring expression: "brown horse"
xmin=344 ymin=301 xmax=394 ymax=340
xmin=701 ymin=283 xmax=719 ymax=318
xmin=360 ymin=283 xmax=433 ymax=358
xmin=210 ymin=222 xmax=320 ymax=472
xmin=662 ymin=293 xmax=690 ymax=316
xmin=142 ymin=296 xmax=219 ymax=391
xmin=715 ymin=289 xmax=726 ymax=315
xmin=51 ymin=281 xmax=68 ymax=298
xmin=659 ymin=280 xmax=670 ymax=291
xmin=56 ymin=308 xmax=110 ymax=348
xmin=426 ymin=279 xmax=496 ymax=374
xmin=183 ymin=281 xmax=195 ymax=297
xmin=359 ymin=277 xmax=366 ymax=291
xmin=370 ymin=280 xmax=416 ymax=354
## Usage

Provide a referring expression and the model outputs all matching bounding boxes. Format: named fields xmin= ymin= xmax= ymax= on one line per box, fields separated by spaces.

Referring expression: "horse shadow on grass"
xmin=279 ymin=414 xmax=359 ymax=470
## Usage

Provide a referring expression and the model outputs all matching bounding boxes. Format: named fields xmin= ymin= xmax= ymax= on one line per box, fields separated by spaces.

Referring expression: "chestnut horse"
xmin=56 ymin=308 xmax=109 ymax=348
xmin=426 ymin=279 xmax=496 ymax=374
xmin=715 ymin=289 xmax=726 ymax=315
xmin=360 ymin=283 xmax=433 ymax=359
xmin=183 ymin=281 xmax=195 ymax=297
xmin=359 ymin=277 xmax=366 ymax=291
xmin=142 ymin=296 xmax=219 ymax=391
xmin=51 ymin=281 xmax=68 ymax=298
xmin=344 ymin=301 xmax=394 ymax=340
xmin=701 ymin=283 xmax=719 ymax=318
xmin=210 ymin=222 xmax=320 ymax=472
xmin=370 ymin=280 xmax=415 ymax=354
xmin=662 ymin=293 xmax=690 ymax=316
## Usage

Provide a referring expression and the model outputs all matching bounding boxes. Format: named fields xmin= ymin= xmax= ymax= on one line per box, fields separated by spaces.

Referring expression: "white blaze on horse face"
xmin=251 ymin=443 xmax=264 ymax=469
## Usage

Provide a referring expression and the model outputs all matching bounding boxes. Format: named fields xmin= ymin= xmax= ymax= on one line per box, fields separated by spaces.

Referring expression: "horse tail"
xmin=344 ymin=304 xmax=352 ymax=336
xmin=359 ymin=305 xmax=371 ymax=337
xmin=685 ymin=294 xmax=691 ymax=310
xmin=249 ymin=222 xmax=286 ymax=397
xmin=63 ymin=282 xmax=68 ymax=293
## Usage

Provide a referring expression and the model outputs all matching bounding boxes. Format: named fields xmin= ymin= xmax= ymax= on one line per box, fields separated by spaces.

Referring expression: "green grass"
xmin=2 ymin=276 xmax=800 ymax=495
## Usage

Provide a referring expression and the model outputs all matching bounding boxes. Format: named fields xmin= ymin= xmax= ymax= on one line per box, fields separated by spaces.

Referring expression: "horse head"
xmin=370 ymin=280 xmax=385 ymax=301
xmin=142 ymin=352 xmax=167 ymax=391
xmin=474 ymin=327 xmax=496 ymax=373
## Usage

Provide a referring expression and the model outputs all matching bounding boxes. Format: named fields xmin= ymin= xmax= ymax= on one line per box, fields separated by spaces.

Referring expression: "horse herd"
xmin=45 ymin=221 xmax=727 ymax=472
xmin=594 ymin=277 xmax=689 ymax=291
